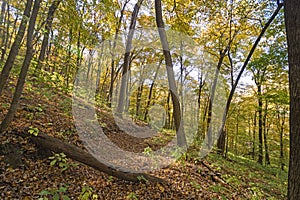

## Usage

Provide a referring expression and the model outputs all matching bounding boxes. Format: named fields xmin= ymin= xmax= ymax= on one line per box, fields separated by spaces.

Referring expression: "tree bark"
xmin=257 ymin=83 xmax=263 ymax=165
xmin=263 ymin=101 xmax=270 ymax=165
xmin=284 ymin=0 xmax=300 ymax=199
xmin=196 ymin=74 xmax=204 ymax=138
xmin=107 ymin=1 xmax=129 ymax=107
xmin=252 ymin=111 xmax=257 ymax=160
xmin=0 ymin=2 xmax=10 ymax=63
xmin=36 ymin=0 xmax=61 ymax=73
xmin=116 ymin=0 xmax=143 ymax=116
xmin=216 ymin=4 xmax=283 ymax=155
xmin=17 ymin=132 xmax=163 ymax=183
xmin=144 ymin=61 xmax=161 ymax=121
xmin=277 ymin=110 xmax=285 ymax=170
xmin=0 ymin=0 xmax=40 ymax=134
xmin=0 ymin=0 xmax=7 ymax=58
xmin=155 ymin=0 xmax=186 ymax=147
xmin=0 ymin=0 xmax=33 ymax=96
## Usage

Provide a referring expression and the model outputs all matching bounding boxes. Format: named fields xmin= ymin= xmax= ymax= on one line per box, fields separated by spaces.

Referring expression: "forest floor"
xmin=0 ymin=77 xmax=287 ymax=199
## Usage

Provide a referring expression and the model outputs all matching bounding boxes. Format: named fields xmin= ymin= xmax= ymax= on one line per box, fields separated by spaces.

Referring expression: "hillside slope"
xmin=0 ymin=79 xmax=287 ymax=199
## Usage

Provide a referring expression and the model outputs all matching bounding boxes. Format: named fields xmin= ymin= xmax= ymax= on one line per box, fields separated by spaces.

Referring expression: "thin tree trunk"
xmin=235 ymin=112 xmax=239 ymax=155
xmin=257 ymin=83 xmax=263 ymax=165
xmin=0 ymin=0 xmax=33 ymax=96
xmin=66 ymin=28 xmax=73 ymax=88
xmin=217 ymin=4 xmax=283 ymax=155
xmin=155 ymin=0 xmax=186 ymax=147
xmin=6 ymin=9 xmax=18 ymax=54
xmin=116 ymin=0 xmax=143 ymax=116
xmin=196 ymin=74 xmax=204 ymax=138
xmin=0 ymin=0 xmax=41 ymax=133
xmin=96 ymin=44 xmax=104 ymax=94
xmin=0 ymin=1 xmax=6 ymax=34
xmin=108 ymin=1 xmax=129 ymax=107
xmin=202 ymin=96 xmax=209 ymax=140
xmin=263 ymin=101 xmax=270 ymax=165
xmin=278 ymin=110 xmax=285 ymax=170
xmin=207 ymin=50 xmax=227 ymax=150
xmin=144 ymin=61 xmax=161 ymax=121
xmin=0 ymin=0 xmax=7 ymax=59
xmin=285 ymin=0 xmax=300 ymax=198
xmin=165 ymin=91 xmax=171 ymax=129
xmin=252 ymin=111 xmax=257 ymax=160
xmin=0 ymin=2 xmax=10 ymax=63
xmin=135 ymin=65 xmax=145 ymax=118
xmin=37 ymin=0 xmax=61 ymax=73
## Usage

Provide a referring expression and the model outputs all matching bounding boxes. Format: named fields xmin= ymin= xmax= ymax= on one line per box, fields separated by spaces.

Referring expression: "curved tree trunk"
xmin=216 ymin=3 xmax=283 ymax=155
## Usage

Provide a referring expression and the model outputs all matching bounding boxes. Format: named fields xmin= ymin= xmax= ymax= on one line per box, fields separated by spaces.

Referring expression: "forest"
xmin=0 ymin=0 xmax=299 ymax=199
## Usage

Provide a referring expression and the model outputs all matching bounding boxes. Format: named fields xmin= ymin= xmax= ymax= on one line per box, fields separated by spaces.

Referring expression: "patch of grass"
xmin=206 ymin=152 xmax=288 ymax=199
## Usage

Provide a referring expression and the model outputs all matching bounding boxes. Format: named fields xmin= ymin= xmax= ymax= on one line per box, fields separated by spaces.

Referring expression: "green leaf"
xmin=50 ymin=159 xmax=57 ymax=166
xmin=62 ymin=195 xmax=70 ymax=200
xmin=58 ymin=187 xmax=67 ymax=193
xmin=39 ymin=190 xmax=52 ymax=195
xmin=53 ymin=193 xmax=60 ymax=200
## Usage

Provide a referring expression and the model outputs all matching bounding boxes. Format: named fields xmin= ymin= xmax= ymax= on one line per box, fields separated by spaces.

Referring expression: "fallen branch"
xmin=19 ymin=131 xmax=164 ymax=183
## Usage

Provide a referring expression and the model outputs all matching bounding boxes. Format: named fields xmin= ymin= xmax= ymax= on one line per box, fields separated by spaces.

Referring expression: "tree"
xmin=284 ymin=0 xmax=300 ymax=199
xmin=36 ymin=0 xmax=62 ymax=73
xmin=115 ymin=0 xmax=144 ymax=117
xmin=107 ymin=0 xmax=129 ymax=106
xmin=155 ymin=0 xmax=186 ymax=147
xmin=216 ymin=3 xmax=284 ymax=155
xmin=0 ymin=0 xmax=41 ymax=133
xmin=0 ymin=0 xmax=33 ymax=96
xmin=0 ymin=0 xmax=7 ymax=60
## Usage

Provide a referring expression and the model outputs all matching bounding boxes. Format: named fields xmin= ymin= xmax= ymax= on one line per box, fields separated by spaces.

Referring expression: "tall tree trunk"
xmin=144 ymin=61 xmax=161 ymax=121
xmin=0 ymin=1 xmax=6 ymax=34
xmin=116 ymin=0 xmax=143 ymax=116
xmin=0 ymin=0 xmax=33 ymax=96
xmin=207 ymin=50 xmax=227 ymax=150
xmin=165 ymin=91 xmax=171 ymax=129
xmin=263 ymin=101 xmax=270 ymax=165
xmin=279 ymin=111 xmax=286 ymax=170
xmin=0 ymin=0 xmax=41 ymax=134
xmin=155 ymin=0 xmax=186 ymax=147
xmin=0 ymin=2 xmax=10 ymax=63
xmin=36 ymin=0 xmax=61 ymax=73
xmin=96 ymin=43 xmax=104 ymax=94
xmin=285 ymin=0 xmax=300 ymax=199
xmin=107 ymin=1 xmax=129 ymax=107
xmin=216 ymin=4 xmax=283 ymax=155
xmin=135 ymin=62 xmax=146 ymax=119
xmin=66 ymin=28 xmax=73 ymax=88
xmin=0 ymin=0 xmax=7 ymax=59
xmin=234 ymin=112 xmax=239 ymax=155
xmin=257 ymin=83 xmax=263 ymax=165
xmin=252 ymin=111 xmax=257 ymax=160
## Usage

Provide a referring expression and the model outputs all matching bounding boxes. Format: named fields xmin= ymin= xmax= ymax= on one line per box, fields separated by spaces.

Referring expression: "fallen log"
xmin=20 ymin=131 xmax=164 ymax=183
